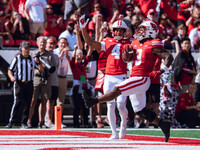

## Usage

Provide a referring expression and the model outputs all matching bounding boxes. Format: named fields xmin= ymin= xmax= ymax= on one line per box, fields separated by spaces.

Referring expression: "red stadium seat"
xmin=3 ymin=40 xmax=15 ymax=47
xmin=30 ymin=40 xmax=37 ymax=47
xmin=15 ymin=40 xmax=24 ymax=46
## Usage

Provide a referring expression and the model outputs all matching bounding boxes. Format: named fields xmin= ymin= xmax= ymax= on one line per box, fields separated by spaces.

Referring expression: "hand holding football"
xmin=122 ymin=44 xmax=135 ymax=63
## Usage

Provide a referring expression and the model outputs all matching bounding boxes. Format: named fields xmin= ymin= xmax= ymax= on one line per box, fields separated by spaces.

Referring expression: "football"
xmin=122 ymin=44 xmax=135 ymax=63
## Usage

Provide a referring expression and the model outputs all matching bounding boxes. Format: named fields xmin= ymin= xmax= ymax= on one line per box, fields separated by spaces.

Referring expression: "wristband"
xmin=160 ymin=65 xmax=168 ymax=72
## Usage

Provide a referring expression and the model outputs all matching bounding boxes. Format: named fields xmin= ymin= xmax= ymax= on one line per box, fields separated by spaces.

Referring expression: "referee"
xmin=6 ymin=41 xmax=43 ymax=129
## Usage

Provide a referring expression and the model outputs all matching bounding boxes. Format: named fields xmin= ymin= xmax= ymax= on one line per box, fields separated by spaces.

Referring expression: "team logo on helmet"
xmin=134 ymin=21 xmax=159 ymax=41
xmin=112 ymin=20 xmax=128 ymax=41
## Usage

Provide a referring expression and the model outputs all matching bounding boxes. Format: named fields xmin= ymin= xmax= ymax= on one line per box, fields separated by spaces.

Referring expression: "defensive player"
xmin=79 ymin=15 xmax=133 ymax=139
xmin=82 ymin=20 xmax=174 ymax=142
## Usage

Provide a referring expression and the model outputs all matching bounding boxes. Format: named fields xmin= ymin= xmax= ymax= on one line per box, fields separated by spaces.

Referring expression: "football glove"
xmin=79 ymin=14 xmax=89 ymax=29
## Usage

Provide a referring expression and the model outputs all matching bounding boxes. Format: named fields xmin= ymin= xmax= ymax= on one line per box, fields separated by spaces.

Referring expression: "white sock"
xmin=107 ymin=102 xmax=117 ymax=134
xmin=117 ymin=102 xmax=128 ymax=130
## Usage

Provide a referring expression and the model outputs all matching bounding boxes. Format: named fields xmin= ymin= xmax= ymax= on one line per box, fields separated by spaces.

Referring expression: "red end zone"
xmin=0 ymin=130 xmax=199 ymax=150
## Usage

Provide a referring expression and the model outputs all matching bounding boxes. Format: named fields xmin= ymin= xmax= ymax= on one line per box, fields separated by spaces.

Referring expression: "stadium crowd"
xmin=1 ymin=0 xmax=200 ymax=134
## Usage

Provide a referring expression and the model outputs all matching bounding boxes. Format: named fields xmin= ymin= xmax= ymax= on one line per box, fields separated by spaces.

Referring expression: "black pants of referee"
xmin=9 ymin=81 xmax=33 ymax=125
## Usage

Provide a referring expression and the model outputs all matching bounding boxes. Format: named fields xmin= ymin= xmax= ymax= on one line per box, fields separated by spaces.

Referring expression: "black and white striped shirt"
xmin=8 ymin=54 xmax=36 ymax=82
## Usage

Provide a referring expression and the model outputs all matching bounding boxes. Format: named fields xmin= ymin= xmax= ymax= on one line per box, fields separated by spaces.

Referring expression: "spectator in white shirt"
xmin=24 ymin=0 xmax=47 ymax=40
xmin=59 ymin=20 xmax=77 ymax=51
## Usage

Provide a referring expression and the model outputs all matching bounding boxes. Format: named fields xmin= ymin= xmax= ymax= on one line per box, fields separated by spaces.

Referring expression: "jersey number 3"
xmin=135 ymin=49 xmax=142 ymax=65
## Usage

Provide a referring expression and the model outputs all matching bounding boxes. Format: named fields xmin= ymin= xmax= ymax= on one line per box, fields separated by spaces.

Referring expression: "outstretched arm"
xmin=152 ymin=47 xmax=174 ymax=70
xmin=79 ymin=15 xmax=101 ymax=53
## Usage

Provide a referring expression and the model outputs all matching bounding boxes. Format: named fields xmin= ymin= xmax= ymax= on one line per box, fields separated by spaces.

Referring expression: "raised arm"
xmin=74 ymin=23 xmax=83 ymax=50
xmin=171 ymin=40 xmax=181 ymax=56
xmin=87 ymin=46 xmax=93 ymax=57
xmin=95 ymin=14 xmax=103 ymax=41
xmin=79 ymin=14 xmax=101 ymax=53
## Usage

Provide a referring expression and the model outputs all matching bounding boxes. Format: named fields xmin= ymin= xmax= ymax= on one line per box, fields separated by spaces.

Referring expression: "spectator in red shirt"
xmin=186 ymin=5 xmax=200 ymax=34
xmin=160 ymin=0 xmax=178 ymax=27
xmin=0 ymin=0 xmax=12 ymax=20
xmin=44 ymin=4 xmax=61 ymax=38
xmin=139 ymin=0 xmax=157 ymax=17
xmin=177 ymin=0 xmax=194 ymax=25
xmin=159 ymin=13 xmax=177 ymax=49
xmin=68 ymin=24 xmax=93 ymax=128
xmin=175 ymin=83 xmax=200 ymax=128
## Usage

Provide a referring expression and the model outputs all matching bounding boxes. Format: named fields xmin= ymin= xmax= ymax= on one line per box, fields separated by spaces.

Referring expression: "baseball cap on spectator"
xmin=19 ymin=41 xmax=30 ymax=51
xmin=47 ymin=38 xmax=56 ymax=44
xmin=90 ymin=10 xmax=102 ymax=17
xmin=67 ymin=20 xmax=74 ymax=26
xmin=126 ymin=5 xmax=133 ymax=11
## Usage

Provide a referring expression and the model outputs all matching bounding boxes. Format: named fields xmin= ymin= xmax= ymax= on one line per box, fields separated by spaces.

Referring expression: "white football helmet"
xmin=134 ymin=20 xmax=159 ymax=41
xmin=112 ymin=20 xmax=128 ymax=41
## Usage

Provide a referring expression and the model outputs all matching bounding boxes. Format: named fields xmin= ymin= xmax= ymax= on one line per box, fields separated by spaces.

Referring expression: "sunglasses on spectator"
xmin=95 ymin=6 xmax=101 ymax=9
xmin=2 ymin=3 xmax=8 ymax=5
xmin=198 ymin=29 xmax=200 ymax=31
xmin=46 ymin=8 xmax=53 ymax=10
xmin=68 ymin=23 xmax=74 ymax=26
xmin=127 ymin=9 xmax=133 ymax=11
xmin=150 ymin=13 xmax=155 ymax=15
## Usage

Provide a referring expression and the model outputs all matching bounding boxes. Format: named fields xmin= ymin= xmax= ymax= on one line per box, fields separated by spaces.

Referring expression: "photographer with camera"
xmin=27 ymin=36 xmax=56 ymax=128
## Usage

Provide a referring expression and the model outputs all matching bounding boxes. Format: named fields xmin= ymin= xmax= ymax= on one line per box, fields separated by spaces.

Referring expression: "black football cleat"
xmin=158 ymin=120 xmax=170 ymax=142
xmin=82 ymin=90 xmax=99 ymax=108
xmin=6 ymin=122 xmax=13 ymax=128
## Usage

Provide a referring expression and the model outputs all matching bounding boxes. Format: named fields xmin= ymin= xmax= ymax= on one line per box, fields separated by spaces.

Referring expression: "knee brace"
xmin=136 ymin=108 xmax=156 ymax=122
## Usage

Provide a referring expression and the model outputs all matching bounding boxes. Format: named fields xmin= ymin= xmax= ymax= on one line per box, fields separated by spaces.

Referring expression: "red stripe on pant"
xmin=117 ymin=77 xmax=145 ymax=89
xmin=120 ymin=78 xmax=148 ymax=92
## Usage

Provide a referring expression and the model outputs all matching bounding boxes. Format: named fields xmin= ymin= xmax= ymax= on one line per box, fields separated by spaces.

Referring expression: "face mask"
xmin=114 ymin=35 xmax=123 ymax=41
xmin=104 ymin=31 xmax=107 ymax=37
